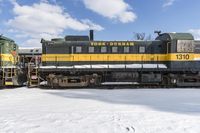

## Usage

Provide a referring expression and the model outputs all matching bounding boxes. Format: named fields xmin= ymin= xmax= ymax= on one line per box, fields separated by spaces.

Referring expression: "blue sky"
xmin=0 ymin=0 xmax=200 ymax=47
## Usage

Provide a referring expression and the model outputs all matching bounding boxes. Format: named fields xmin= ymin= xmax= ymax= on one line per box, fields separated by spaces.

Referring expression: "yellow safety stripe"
xmin=5 ymin=82 xmax=14 ymax=86
xmin=0 ymin=54 xmax=15 ymax=63
xmin=42 ymin=53 xmax=200 ymax=62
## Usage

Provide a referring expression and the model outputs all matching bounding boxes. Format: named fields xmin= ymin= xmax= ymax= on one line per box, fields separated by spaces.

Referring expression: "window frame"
xmin=76 ymin=46 xmax=82 ymax=53
xmin=124 ymin=46 xmax=130 ymax=53
xmin=88 ymin=46 xmax=95 ymax=53
xmin=112 ymin=46 xmax=118 ymax=53
xmin=139 ymin=46 xmax=145 ymax=53
xmin=101 ymin=46 xmax=107 ymax=53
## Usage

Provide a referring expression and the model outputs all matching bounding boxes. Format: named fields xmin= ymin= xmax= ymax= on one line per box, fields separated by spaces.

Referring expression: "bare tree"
xmin=134 ymin=33 xmax=145 ymax=40
xmin=133 ymin=33 xmax=152 ymax=40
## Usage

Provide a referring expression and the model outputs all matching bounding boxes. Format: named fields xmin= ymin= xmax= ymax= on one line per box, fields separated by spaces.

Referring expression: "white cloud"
xmin=189 ymin=29 xmax=200 ymax=40
xmin=163 ymin=0 xmax=175 ymax=7
xmin=7 ymin=1 xmax=104 ymax=47
xmin=82 ymin=0 xmax=137 ymax=23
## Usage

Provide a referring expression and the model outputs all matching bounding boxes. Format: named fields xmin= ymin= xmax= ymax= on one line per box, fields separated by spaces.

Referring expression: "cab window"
xmin=177 ymin=40 xmax=194 ymax=53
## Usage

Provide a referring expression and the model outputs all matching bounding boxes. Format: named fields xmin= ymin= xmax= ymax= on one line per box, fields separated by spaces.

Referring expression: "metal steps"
xmin=2 ymin=68 xmax=16 ymax=86
xmin=28 ymin=63 xmax=39 ymax=87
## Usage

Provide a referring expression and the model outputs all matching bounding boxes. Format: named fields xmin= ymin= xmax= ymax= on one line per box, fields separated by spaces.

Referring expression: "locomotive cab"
xmin=156 ymin=33 xmax=196 ymax=70
xmin=156 ymin=33 xmax=200 ymax=86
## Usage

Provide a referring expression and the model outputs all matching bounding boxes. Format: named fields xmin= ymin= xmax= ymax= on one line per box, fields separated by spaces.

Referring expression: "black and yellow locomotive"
xmin=0 ymin=35 xmax=26 ymax=87
xmin=38 ymin=31 xmax=200 ymax=88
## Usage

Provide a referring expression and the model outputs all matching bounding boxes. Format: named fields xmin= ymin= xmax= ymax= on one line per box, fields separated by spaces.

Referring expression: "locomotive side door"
xmin=150 ymin=44 xmax=156 ymax=64
xmin=165 ymin=41 xmax=171 ymax=68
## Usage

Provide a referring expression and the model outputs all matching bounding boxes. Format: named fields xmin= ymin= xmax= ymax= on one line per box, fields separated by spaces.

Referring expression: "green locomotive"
xmin=0 ymin=35 xmax=25 ymax=87
xmin=38 ymin=30 xmax=200 ymax=88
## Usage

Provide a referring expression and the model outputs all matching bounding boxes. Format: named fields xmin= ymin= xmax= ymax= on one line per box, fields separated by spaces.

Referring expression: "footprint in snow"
xmin=126 ymin=126 xmax=135 ymax=132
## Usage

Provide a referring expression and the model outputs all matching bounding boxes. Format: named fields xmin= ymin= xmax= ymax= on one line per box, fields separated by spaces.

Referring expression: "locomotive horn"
xmin=154 ymin=30 xmax=161 ymax=36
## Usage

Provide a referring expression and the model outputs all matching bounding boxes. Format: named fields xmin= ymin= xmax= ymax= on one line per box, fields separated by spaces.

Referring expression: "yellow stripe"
xmin=5 ymin=82 xmax=14 ymax=86
xmin=42 ymin=53 xmax=200 ymax=62
xmin=0 ymin=54 xmax=15 ymax=62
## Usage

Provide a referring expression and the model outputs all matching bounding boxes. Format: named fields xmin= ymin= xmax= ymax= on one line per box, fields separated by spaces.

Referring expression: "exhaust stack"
xmin=90 ymin=30 xmax=94 ymax=41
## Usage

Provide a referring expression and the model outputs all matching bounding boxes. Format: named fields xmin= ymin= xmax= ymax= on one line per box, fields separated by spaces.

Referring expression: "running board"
xmin=177 ymin=82 xmax=200 ymax=87
xmin=101 ymin=82 xmax=139 ymax=85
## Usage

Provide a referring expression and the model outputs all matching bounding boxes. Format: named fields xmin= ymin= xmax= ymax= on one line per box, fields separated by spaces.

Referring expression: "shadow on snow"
xmin=47 ymin=88 xmax=200 ymax=115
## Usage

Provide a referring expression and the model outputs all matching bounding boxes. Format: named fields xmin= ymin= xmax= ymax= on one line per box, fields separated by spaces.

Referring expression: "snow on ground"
xmin=0 ymin=87 xmax=200 ymax=133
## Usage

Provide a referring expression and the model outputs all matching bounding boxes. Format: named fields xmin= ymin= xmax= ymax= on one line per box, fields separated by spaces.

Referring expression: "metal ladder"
xmin=28 ymin=63 xmax=40 ymax=87
xmin=2 ymin=67 xmax=16 ymax=86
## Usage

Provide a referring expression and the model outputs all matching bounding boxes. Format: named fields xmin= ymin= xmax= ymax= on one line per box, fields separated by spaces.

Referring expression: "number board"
xmin=176 ymin=54 xmax=190 ymax=60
